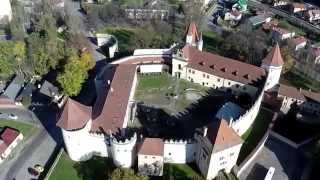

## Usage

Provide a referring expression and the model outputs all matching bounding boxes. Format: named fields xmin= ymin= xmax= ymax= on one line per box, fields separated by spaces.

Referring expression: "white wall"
xmin=138 ymin=154 xmax=164 ymax=175
xmin=133 ymin=49 xmax=172 ymax=56
xmin=207 ymin=144 xmax=242 ymax=179
xmin=0 ymin=0 xmax=12 ymax=22
xmin=139 ymin=64 xmax=169 ymax=74
xmin=163 ymin=140 xmax=197 ymax=164
xmin=111 ymin=133 xmax=137 ymax=168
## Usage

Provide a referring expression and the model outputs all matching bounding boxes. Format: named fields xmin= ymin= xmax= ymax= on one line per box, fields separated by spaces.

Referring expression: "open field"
xmin=281 ymin=69 xmax=320 ymax=92
xmin=49 ymin=152 xmax=111 ymax=180
xmin=135 ymin=73 xmax=208 ymax=114
xmin=160 ymin=163 xmax=203 ymax=180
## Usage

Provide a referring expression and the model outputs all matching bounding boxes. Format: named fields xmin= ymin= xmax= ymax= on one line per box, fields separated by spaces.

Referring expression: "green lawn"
xmin=278 ymin=19 xmax=306 ymax=36
xmin=136 ymin=74 xmax=172 ymax=92
xmin=281 ymin=69 xmax=320 ymax=92
xmin=161 ymin=163 xmax=203 ymax=180
xmin=0 ymin=119 xmax=35 ymax=137
xmin=238 ymin=109 xmax=273 ymax=164
xmin=50 ymin=152 xmax=112 ymax=180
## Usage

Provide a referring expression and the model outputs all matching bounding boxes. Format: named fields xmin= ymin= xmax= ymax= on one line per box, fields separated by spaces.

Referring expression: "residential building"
xmin=304 ymin=9 xmax=320 ymax=22
xmin=138 ymin=138 xmax=164 ymax=176
xmin=0 ymin=128 xmax=23 ymax=161
xmin=273 ymin=0 xmax=289 ymax=7
xmin=3 ymin=75 xmax=24 ymax=102
xmin=290 ymin=3 xmax=307 ymax=14
xmin=288 ymin=36 xmax=307 ymax=51
xmin=272 ymin=27 xmax=295 ymax=41
xmin=249 ymin=14 xmax=272 ymax=27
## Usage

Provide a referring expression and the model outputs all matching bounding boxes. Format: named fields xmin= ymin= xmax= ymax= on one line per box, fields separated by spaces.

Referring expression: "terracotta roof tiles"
xmin=0 ymin=128 xmax=20 ymax=154
xmin=56 ymin=98 xmax=92 ymax=130
xmin=262 ymin=44 xmax=284 ymax=66
xmin=138 ymin=138 xmax=164 ymax=156
xmin=278 ymin=84 xmax=306 ymax=101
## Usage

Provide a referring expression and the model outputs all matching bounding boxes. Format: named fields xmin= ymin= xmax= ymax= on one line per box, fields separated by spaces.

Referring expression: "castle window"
xmin=236 ymin=84 xmax=240 ymax=88
xmin=188 ymin=69 xmax=191 ymax=73
xmin=194 ymin=152 xmax=196 ymax=156
xmin=152 ymin=157 xmax=156 ymax=159
xmin=202 ymin=82 xmax=205 ymax=86
xmin=192 ymin=70 xmax=195 ymax=74
xmin=145 ymin=156 xmax=148 ymax=159
xmin=243 ymin=86 xmax=247 ymax=90
xmin=203 ymin=74 xmax=206 ymax=78
xmin=207 ymin=75 xmax=210 ymax=79
xmin=217 ymin=78 xmax=221 ymax=82
xmin=178 ymin=64 xmax=182 ymax=70
xmin=228 ymin=82 xmax=231 ymax=85
xmin=230 ymin=152 xmax=235 ymax=156
xmin=219 ymin=156 xmax=224 ymax=161
xmin=169 ymin=153 xmax=171 ymax=156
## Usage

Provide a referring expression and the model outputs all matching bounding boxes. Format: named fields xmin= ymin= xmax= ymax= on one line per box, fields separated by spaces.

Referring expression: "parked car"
xmin=8 ymin=114 xmax=18 ymax=120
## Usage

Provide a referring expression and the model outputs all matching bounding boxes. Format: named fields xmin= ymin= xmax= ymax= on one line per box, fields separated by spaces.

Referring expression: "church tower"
xmin=261 ymin=43 xmax=284 ymax=90
xmin=186 ymin=22 xmax=203 ymax=51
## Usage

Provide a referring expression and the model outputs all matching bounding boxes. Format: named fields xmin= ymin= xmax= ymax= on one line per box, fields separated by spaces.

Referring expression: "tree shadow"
xmin=73 ymin=157 xmax=114 ymax=180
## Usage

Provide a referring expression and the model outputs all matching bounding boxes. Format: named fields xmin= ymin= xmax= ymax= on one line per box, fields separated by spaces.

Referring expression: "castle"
xmin=56 ymin=22 xmax=285 ymax=179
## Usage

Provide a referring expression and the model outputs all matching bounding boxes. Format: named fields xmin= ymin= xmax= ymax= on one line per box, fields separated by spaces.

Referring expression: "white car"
xmin=8 ymin=114 xmax=18 ymax=120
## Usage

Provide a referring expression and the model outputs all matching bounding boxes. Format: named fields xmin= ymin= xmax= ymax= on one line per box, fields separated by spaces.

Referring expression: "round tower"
xmin=261 ymin=44 xmax=284 ymax=90
xmin=111 ymin=132 xmax=137 ymax=168
xmin=57 ymin=98 xmax=93 ymax=161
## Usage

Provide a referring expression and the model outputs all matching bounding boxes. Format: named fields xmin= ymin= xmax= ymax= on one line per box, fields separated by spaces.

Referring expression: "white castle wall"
xmin=262 ymin=65 xmax=282 ymax=91
xmin=62 ymin=119 xmax=93 ymax=161
xmin=111 ymin=133 xmax=137 ymax=168
xmin=139 ymin=64 xmax=169 ymax=74
xmin=163 ymin=139 xmax=197 ymax=164
xmin=231 ymin=89 xmax=264 ymax=136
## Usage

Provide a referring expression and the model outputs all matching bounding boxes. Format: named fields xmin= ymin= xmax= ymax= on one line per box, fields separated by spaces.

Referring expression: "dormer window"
xmin=232 ymin=71 xmax=238 ymax=76
xmin=210 ymin=65 xmax=215 ymax=70
xmin=199 ymin=61 xmax=205 ymax=66
xmin=221 ymin=67 xmax=227 ymax=72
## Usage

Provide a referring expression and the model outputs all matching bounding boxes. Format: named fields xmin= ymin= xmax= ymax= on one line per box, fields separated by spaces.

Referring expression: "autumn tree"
xmin=280 ymin=46 xmax=294 ymax=74
xmin=57 ymin=51 xmax=95 ymax=97
xmin=109 ymin=168 xmax=149 ymax=180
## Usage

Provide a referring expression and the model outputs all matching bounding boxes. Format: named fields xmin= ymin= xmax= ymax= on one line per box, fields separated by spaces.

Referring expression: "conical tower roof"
xmin=186 ymin=22 xmax=199 ymax=44
xmin=262 ymin=43 xmax=284 ymax=67
xmin=206 ymin=119 xmax=243 ymax=153
xmin=57 ymin=98 xmax=92 ymax=130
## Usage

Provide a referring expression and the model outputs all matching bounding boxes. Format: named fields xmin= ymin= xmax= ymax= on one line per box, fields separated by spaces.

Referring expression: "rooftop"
xmin=262 ymin=44 xmax=284 ymax=67
xmin=91 ymin=64 xmax=137 ymax=133
xmin=138 ymin=138 xmax=164 ymax=156
xmin=206 ymin=119 xmax=243 ymax=153
xmin=288 ymin=36 xmax=307 ymax=46
xmin=186 ymin=22 xmax=199 ymax=44
xmin=182 ymin=45 xmax=266 ymax=86
xmin=56 ymin=98 xmax=92 ymax=131
xmin=0 ymin=127 xmax=20 ymax=154
xmin=278 ymin=84 xmax=306 ymax=101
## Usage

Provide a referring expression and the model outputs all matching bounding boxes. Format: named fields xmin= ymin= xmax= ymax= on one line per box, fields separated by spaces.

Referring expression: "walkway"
xmin=239 ymin=135 xmax=307 ymax=180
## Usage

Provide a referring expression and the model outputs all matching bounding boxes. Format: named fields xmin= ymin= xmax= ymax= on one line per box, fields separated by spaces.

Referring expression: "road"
xmin=0 ymin=105 xmax=61 ymax=180
xmin=248 ymin=0 xmax=320 ymax=34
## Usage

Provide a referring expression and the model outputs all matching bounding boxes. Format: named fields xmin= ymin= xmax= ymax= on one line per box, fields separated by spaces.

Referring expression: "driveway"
xmin=239 ymin=135 xmax=307 ymax=180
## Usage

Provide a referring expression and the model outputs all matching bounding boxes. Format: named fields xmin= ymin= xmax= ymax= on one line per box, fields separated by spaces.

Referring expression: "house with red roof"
xmin=0 ymin=127 xmax=23 ymax=162
xmin=288 ymin=36 xmax=307 ymax=51
xmin=138 ymin=138 xmax=164 ymax=176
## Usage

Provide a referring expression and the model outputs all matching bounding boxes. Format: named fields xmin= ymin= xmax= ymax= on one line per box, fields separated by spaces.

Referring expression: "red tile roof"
xmin=288 ymin=36 xmax=307 ymax=46
xmin=186 ymin=22 xmax=199 ymax=44
xmin=0 ymin=128 xmax=20 ymax=154
xmin=301 ymin=89 xmax=320 ymax=103
xmin=262 ymin=44 xmax=284 ymax=66
xmin=182 ymin=45 xmax=266 ymax=85
xmin=91 ymin=65 xmax=137 ymax=133
xmin=206 ymin=119 xmax=243 ymax=153
xmin=56 ymin=98 xmax=92 ymax=130
xmin=278 ymin=84 xmax=306 ymax=101
xmin=138 ymin=138 xmax=164 ymax=156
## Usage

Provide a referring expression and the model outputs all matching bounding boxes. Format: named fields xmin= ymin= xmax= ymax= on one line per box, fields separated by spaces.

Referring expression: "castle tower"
xmin=261 ymin=43 xmax=284 ymax=90
xmin=186 ymin=22 xmax=203 ymax=51
xmin=56 ymin=98 xmax=92 ymax=161
xmin=0 ymin=0 xmax=12 ymax=22
xmin=111 ymin=132 xmax=137 ymax=168
xmin=196 ymin=119 xmax=243 ymax=180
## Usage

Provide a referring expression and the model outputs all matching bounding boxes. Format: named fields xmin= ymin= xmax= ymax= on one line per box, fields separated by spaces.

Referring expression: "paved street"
xmin=239 ymin=135 xmax=307 ymax=180
xmin=0 ymin=104 xmax=61 ymax=180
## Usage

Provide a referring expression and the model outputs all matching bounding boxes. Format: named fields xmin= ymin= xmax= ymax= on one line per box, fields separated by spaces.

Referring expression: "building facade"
xmin=0 ymin=0 xmax=12 ymax=23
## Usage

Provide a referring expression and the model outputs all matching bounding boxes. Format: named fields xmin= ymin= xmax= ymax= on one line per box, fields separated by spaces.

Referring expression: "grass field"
xmin=160 ymin=163 xmax=203 ymax=180
xmin=238 ymin=109 xmax=273 ymax=164
xmin=0 ymin=119 xmax=35 ymax=137
xmin=281 ymin=69 xmax=320 ymax=92
xmin=49 ymin=152 xmax=112 ymax=180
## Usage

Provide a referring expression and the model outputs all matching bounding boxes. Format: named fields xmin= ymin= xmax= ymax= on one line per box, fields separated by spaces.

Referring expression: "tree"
xmin=79 ymin=51 xmax=95 ymax=71
xmin=0 ymin=41 xmax=14 ymax=78
xmin=57 ymin=55 xmax=88 ymax=96
xmin=109 ymin=168 xmax=149 ymax=180
xmin=281 ymin=46 xmax=294 ymax=73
